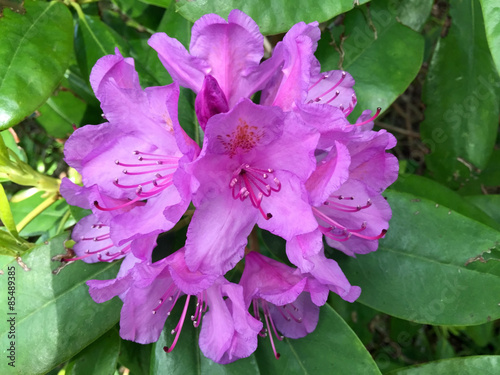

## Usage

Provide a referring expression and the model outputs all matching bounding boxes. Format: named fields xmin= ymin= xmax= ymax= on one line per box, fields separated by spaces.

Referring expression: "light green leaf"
xmin=176 ymin=0 xmax=370 ymax=36
xmin=0 ymin=0 xmax=73 ymax=130
xmin=420 ymin=0 xmax=500 ymax=188
xmin=480 ymin=0 xmax=500 ymax=75
xmin=0 ymin=234 xmax=122 ymax=375
xmin=0 ymin=183 xmax=19 ymax=239
xmin=36 ymin=90 xmax=87 ymax=139
xmin=139 ymin=0 xmax=171 ymax=7
xmin=10 ymin=191 xmax=71 ymax=238
xmin=335 ymin=190 xmax=500 ymax=326
xmin=386 ymin=355 xmax=500 ymax=375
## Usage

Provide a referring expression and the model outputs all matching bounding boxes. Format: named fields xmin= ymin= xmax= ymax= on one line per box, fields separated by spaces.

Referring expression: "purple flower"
xmin=68 ymin=213 xmax=157 ymax=263
xmin=148 ymin=10 xmax=281 ymax=111
xmin=62 ymin=50 xmax=198 ymax=247
xmin=185 ymin=98 xmax=319 ymax=275
xmin=86 ymin=248 xmax=261 ymax=364
xmin=240 ymin=251 xmax=359 ymax=358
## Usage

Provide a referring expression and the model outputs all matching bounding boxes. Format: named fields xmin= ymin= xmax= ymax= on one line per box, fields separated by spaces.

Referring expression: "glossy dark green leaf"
xmin=385 ymin=355 xmax=500 ymax=375
xmin=151 ymin=297 xmax=381 ymax=374
xmin=73 ymin=3 xmax=128 ymax=82
xmin=480 ymin=0 xmax=500 ymax=75
xmin=317 ymin=0 xmax=424 ymax=120
xmin=176 ymin=0 xmax=370 ymax=35
xmin=0 ymin=0 xmax=73 ymax=130
xmin=254 ymin=304 xmax=381 ymax=374
xmin=336 ymin=190 xmax=500 ymax=326
xmin=391 ymin=174 xmax=500 ymax=230
xmin=397 ymin=0 xmax=433 ymax=32
xmin=66 ymin=328 xmax=121 ymax=375
xmin=0 ymin=234 xmax=122 ymax=375
xmin=465 ymin=195 xmax=500 ymax=223
xmin=458 ymin=149 xmax=500 ymax=195
xmin=420 ymin=0 xmax=500 ymax=188
xmin=151 ymin=296 xmax=261 ymax=374
xmin=36 ymin=90 xmax=87 ymax=139
xmin=118 ymin=340 xmax=152 ymax=375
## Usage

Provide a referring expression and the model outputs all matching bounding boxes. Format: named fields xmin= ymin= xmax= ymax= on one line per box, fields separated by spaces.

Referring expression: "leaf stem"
xmin=16 ymin=194 xmax=60 ymax=233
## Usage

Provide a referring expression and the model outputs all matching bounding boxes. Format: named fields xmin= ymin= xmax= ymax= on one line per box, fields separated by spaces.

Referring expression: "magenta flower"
xmin=240 ymin=251 xmax=360 ymax=358
xmin=60 ymin=9 xmax=401 ymax=365
xmin=68 ymin=213 xmax=157 ymax=263
xmin=148 ymin=10 xmax=281 ymax=111
xmin=185 ymin=98 xmax=319 ymax=274
xmin=62 ymin=50 xmax=198 ymax=247
xmin=86 ymin=248 xmax=261 ymax=364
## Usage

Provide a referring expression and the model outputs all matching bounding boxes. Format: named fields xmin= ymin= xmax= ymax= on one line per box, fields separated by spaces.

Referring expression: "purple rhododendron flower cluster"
xmin=61 ymin=10 xmax=398 ymax=364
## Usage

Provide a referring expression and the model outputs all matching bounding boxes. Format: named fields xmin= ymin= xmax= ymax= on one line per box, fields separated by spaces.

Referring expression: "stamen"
xmin=164 ymin=295 xmax=191 ymax=353
xmin=308 ymin=73 xmax=329 ymax=91
xmin=313 ymin=207 xmax=387 ymax=241
xmin=262 ymin=302 xmax=281 ymax=360
xmin=152 ymin=283 xmax=177 ymax=314
xmin=353 ymin=107 xmax=381 ymax=127
xmin=309 ymin=72 xmax=346 ymax=104
xmin=229 ymin=164 xmax=280 ymax=220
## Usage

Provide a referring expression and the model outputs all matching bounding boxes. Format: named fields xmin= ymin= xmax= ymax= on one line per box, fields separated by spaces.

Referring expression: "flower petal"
xmin=148 ymin=33 xmax=209 ymax=93
xmin=185 ymin=191 xmax=258 ymax=274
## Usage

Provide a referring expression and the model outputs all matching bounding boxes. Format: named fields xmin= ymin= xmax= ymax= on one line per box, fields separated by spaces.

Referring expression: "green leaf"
xmin=66 ymin=328 xmax=121 ymax=375
xmin=397 ymin=0 xmax=433 ymax=32
xmin=420 ymin=0 xmax=500 ymax=188
xmin=151 ymin=296 xmax=261 ymax=374
xmin=36 ymin=90 xmax=87 ymax=139
xmin=73 ymin=3 xmax=128 ymax=81
xmin=139 ymin=0 xmax=171 ymax=7
xmin=465 ymin=321 xmax=494 ymax=347
xmin=176 ymin=0 xmax=370 ymax=35
xmin=0 ymin=0 xmax=73 ymax=130
xmin=385 ymin=355 xmax=500 ymax=375
xmin=465 ymin=195 xmax=500 ymax=223
xmin=0 ymin=183 xmax=19 ymax=238
xmin=391 ymin=174 xmax=500 ymax=230
xmin=0 ymin=234 xmax=122 ymax=375
xmin=254 ymin=304 xmax=381 ymax=374
xmin=458 ymin=149 xmax=500 ymax=195
xmin=0 ymin=230 xmax=28 ymax=257
xmin=151 ymin=298 xmax=381 ymax=374
xmin=10 ymin=192 xmax=71 ymax=238
xmin=480 ymin=0 xmax=500 ymax=75
xmin=335 ymin=190 xmax=500 ymax=326
xmin=317 ymin=0 xmax=424 ymax=120
xmin=118 ymin=340 xmax=152 ymax=375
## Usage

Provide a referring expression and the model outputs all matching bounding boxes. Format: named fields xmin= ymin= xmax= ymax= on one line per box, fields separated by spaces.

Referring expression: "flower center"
xmin=229 ymin=164 xmax=281 ymax=220
xmin=94 ymin=150 xmax=180 ymax=211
